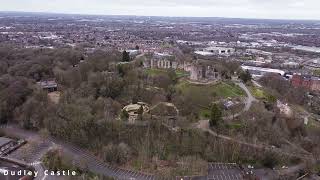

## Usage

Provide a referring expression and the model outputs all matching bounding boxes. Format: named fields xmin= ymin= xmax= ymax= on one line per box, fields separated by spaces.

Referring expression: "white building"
xmin=241 ymin=65 xmax=285 ymax=78
xmin=195 ymin=47 xmax=235 ymax=56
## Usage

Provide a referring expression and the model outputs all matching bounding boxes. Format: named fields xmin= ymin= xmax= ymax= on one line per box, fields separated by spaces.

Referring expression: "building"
xmin=304 ymin=58 xmax=320 ymax=70
xmin=190 ymin=63 xmax=220 ymax=82
xmin=195 ymin=47 xmax=235 ymax=56
xmin=281 ymin=61 xmax=300 ymax=69
xmin=150 ymin=58 xmax=178 ymax=69
xmin=37 ymin=80 xmax=58 ymax=92
xmin=241 ymin=65 xmax=285 ymax=79
xmin=126 ymin=49 xmax=140 ymax=56
xmin=246 ymin=49 xmax=272 ymax=56
xmin=122 ymin=102 xmax=150 ymax=123
xmin=144 ymin=52 xmax=178 ymax=69
xmin=0 ymin=137 xmax=15 ymax=154
xmin=291 ymin=74 xmax=320 ymax=92
xmin=206 ymin=47 xmax=235 ymax=55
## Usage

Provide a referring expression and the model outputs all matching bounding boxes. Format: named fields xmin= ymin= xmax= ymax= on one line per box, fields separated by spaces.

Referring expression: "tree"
xmin=43 ymin=148 xmax=63 ymax=171
xmin=39 ymin=128 xmax=50 ymax=142
xmin=209 ymin=103 xmax=222 ymax=127
xmin=120 ymin=109 xmax=129 ymax=121
xmin=166 ymin=85 xmax=176 ymax=102
xmin=239 ymin=70 xmax=252 ymax=83
xmin=137 ymin=105 xmax=144 ymax=121
xmin=167 ymin=69 xmax=178 ymax=84
xmin=261 ymin=152 xmax=279 ymax=168
xmin=122 ymin=51 xmax=130 ymax=62
xmin=102 ymin=143 xmax=132 ymax=165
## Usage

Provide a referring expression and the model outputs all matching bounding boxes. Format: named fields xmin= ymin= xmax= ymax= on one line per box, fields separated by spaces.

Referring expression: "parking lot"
xmin=207 ymin=163 xmax=244 ymax=180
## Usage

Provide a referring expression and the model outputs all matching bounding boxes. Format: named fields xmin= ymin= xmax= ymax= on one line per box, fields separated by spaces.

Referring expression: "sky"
xmin=1 ymin=0 xmax=320 ymax=20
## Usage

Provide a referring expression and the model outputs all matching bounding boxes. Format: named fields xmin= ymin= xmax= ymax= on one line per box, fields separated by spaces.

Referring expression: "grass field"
xmin=176 ymin=81 xmax=245 ymax=99
xmin=249 ymin=86 xmax=276 ymax=102
xmin=176 ymin=80 xmax=246 ymax=117
xmin=175 ymin=69 xmax=190 ymax=78
xmin=251 ymin=87 xmax=266 ymax=99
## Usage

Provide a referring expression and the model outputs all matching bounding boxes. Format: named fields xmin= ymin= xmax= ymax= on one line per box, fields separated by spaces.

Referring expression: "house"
xmin=223 ymin=101 xmax=235 ymax=110
xmin=37 ymin=80 xmax=58 ymax=92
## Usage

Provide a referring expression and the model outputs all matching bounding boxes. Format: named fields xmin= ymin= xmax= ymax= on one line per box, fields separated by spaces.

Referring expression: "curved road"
xmin=236 ymin=82 xmax=257 ymax=112
xmin=224 ymin=82 xmax=257 ymax=120
xmin=1 ymin=125 xmax=156 ymax=180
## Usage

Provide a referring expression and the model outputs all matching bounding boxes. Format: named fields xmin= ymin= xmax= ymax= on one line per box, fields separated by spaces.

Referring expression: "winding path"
xmin=194 ymin=82 xmax=314 ymax=161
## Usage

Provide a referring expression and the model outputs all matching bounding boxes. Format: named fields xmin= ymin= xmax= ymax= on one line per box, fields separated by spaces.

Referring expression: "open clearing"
xmin=176 ymin=80 xmax=246 ymax=117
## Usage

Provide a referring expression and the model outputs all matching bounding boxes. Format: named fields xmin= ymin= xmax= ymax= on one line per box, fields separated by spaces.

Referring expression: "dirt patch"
xmin=48 ymin=91 xmax=61 ymax=104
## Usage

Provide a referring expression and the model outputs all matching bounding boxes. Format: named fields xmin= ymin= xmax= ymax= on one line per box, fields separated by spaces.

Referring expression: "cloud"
xmin=0 ymin=0 xmax=320 ymax=20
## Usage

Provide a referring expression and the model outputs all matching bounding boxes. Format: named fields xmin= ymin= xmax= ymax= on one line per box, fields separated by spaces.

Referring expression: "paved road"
xmin=221 ymin=82 xmax=257 ymax=120
xmin=236 ymin=82 xmax=257 ymax=112
xmin=197 ymin=82 xmax=256 ymax=126
xmin=1 ymin=125 xmax=157 ymax=180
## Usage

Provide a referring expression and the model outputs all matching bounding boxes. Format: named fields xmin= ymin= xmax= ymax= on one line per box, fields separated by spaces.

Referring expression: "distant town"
xmin=0 ymin=12 xmax=320 ymax=180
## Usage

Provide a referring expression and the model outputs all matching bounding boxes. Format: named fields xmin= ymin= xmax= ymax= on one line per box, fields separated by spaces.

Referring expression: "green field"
xmin=175 ymin=69 xmax=190 ymax=78
xmin=199 ymin=109 xmax=211 ymax=118
xmin=249 ymin=86 xmax=276 ymax=102
xmin=176 ymin=80 xmax=245 ymax=114
xmin=251 ymin=87 xmax=266 ymax=99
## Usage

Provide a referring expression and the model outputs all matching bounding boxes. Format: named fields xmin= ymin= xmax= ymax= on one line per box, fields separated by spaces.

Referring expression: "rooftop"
xmin=37 ymin=80 xmax=58 ymax=89
xmin=0 ymin=137 xmax=13 ymax=147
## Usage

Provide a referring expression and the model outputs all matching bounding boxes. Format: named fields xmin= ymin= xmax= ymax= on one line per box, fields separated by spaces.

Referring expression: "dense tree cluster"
xmin=0 ymin=45 xmax=302 ymax=177
xmin=209 ymin=103 xmax=222 ymax=127
xmin=239 ymin=70 xmax=252 ymax=83
xmin=259 ymin=73 xmax=307 ymax=105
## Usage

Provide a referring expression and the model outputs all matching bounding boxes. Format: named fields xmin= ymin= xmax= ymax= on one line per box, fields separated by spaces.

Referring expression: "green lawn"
xmin=226 ymin=122 xmax=244 ymax=130
xmin=175 ymin=69 xmax=190 ymax=78
xmin=213 ymin=82 xmax=246 ymax=98
xmin=199 ymin=109 xmax=211 ymax=118
xmin=249 ymin=86 xmax=276 ymax=102
xmin=176 ymin=81 xmax=246 ymax=117
xmin=145 ymin=68 xmax=167 ymax=76
xmin=251 ymin=87 xmax=267 ymax=99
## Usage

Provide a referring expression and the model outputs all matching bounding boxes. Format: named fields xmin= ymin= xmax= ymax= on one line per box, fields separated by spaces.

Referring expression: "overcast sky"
xmin=1 ymin=0 xmax=320 ymax=20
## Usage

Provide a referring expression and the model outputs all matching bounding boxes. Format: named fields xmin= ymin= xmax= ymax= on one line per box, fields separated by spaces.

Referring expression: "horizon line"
xmin=1 ymin=10 xmax=320 ymax=22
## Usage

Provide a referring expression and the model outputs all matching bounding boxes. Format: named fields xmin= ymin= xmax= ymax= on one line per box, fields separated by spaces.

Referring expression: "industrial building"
xmin=241 ymin=65 xmax=285 ymax=78
xmin=291 ymin=74 xmax=320 ymax=92
xmin=195 ymin=47 xmax=235 ymax=56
